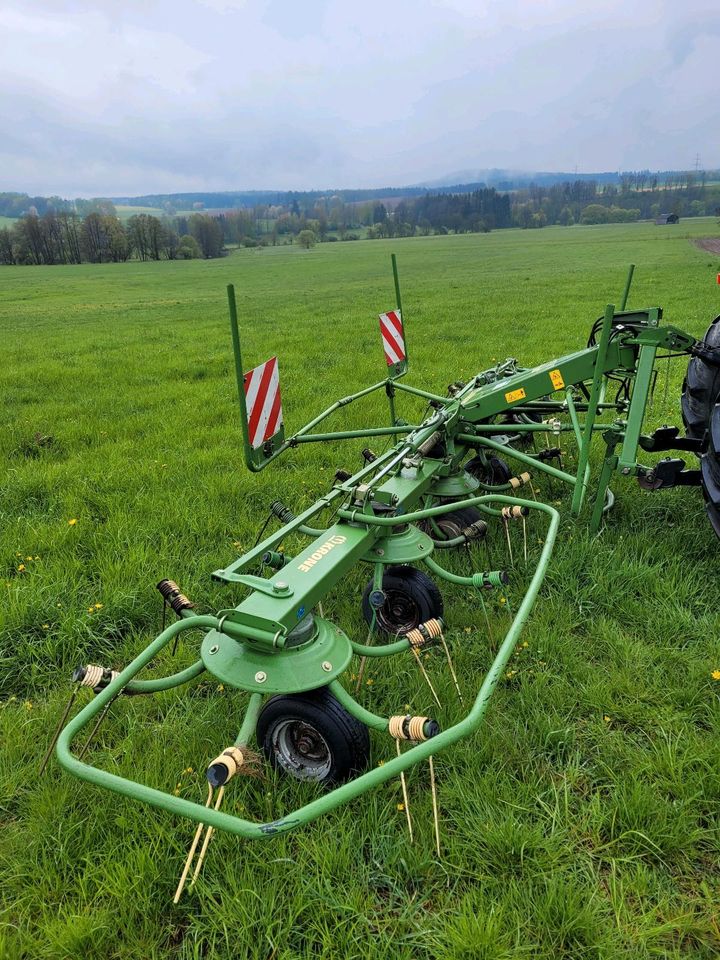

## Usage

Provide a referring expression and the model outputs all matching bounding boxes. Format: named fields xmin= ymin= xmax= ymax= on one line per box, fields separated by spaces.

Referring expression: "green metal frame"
xmin=55 ymin=260 xmax=702 ymax=843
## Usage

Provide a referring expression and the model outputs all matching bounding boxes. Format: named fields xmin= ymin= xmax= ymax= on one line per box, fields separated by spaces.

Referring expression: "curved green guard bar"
xmin=55 ymin=500 xmax=558 ymax=840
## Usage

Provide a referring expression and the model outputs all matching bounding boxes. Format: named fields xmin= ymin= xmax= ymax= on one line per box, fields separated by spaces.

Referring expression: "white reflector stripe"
xmin=379 ymin=309 xmax=405 ymax=366
xmin=243 ymin=356 xmax=283 ymax=449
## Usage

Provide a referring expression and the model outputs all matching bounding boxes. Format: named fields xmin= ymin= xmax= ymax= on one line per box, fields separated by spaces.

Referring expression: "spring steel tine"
xmin=76 ymin=696 xmax=116 ymax=761
xmin=174 ymin=784 xmax=213 ymax=903
xmin=396 ymin=739 xmax=413 ymax=842
xmin=190 ymin=785 xmax=225 ymax=887
xmin=429 ymin=755 xmax=441 ymax=857
xmin=409 ymin=645 xmax=442 ymax=710
xmin=355 ymin=612 xmax=381 ymax=694
xmin=39 ymin=686 xmax=79 ymax=775
xmin=438 ymin=632 xmax=463 ymax=704
xmin=354 ymin=623 xmax=375 ymax=694
xmin=503 ymin=517 xmax=514 ymax=567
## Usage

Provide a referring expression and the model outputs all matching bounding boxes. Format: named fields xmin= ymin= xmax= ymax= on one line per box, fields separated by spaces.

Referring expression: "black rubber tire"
xmin=681 ymin=315 xmax=720 ymax=444
xmin=465 ymin=454 xmax=512 ymax=486
xmin=257 ymin=687 xmax=370 ymax=786
xmin=699 ymin=403 xmax=720 ymax=537
xmin=361 ymin=565 xmax=443 ymax=634
xmin=418 ymin=505 xmax=485 ymax=542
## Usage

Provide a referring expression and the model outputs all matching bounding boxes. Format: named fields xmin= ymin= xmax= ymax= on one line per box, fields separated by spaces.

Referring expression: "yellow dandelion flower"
xmin=17 ymin=564 xmax=25 ymax=572
xmin=712 ymin=670 xmax=720 ymax=681
xmin=173 ymin=789 xmax=180 ymax=797
xmin=42 ymin=624 xmax=49 ymax=630
xmin=464 ymin=627 xmax=472 ymax=634
xmin=499 ymin=596 xmax=507 ymax=605
xmin=217 ymin=684 xmax=224 ymax=692
xmin=366 ymin=678 xmax=374 ymax=686
xmin=26 ymin=556 xmax=33 ymax=562
xmin=24 ymin=701 xmax=32 ymax=710
xmin=185 ymin=767 xmax=193 ymax=774
xmin=88 ymin=607 xmax=94 ymax=614
xmin=377 ymin=760 xmax=385 ymax=767
xmin=396 ymin=802 xmax=405 ymax=811
xmin=94 ymin=603 xmax=103 ymax=609
xmin=68 ymin=518 xmax=78 ymax=526
xmin=603 ymin=715 xmax=611 ymax=723
xmin=522 ymin=641 xmax=528 ymax=648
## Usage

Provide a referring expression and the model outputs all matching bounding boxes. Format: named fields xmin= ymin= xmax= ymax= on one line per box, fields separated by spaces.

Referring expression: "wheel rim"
xmin=271 ymin=719 xmax=332 ymax=780
xmin=376 ymin=588 xmax=420 ymax=633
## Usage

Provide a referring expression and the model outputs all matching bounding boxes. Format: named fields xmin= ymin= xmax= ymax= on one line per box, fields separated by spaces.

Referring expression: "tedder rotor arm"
xmin=56 ymin=498 xmax=559 ymax=840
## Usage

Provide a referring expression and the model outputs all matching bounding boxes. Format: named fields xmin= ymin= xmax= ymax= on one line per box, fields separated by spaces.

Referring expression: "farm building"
xmin=655 ymin=213 xmax=679 ymax=224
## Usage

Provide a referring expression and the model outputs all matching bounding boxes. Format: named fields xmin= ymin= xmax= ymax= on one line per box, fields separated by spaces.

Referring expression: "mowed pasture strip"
xmin=1 ymin=222 xmax=720 ymax=959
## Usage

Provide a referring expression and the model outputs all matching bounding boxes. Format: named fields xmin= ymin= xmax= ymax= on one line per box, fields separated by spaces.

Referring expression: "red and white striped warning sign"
xmin=243 ymin=356 xmax=283 ymax=449
xmin=379 ymin=309 xmax=405 ymax=366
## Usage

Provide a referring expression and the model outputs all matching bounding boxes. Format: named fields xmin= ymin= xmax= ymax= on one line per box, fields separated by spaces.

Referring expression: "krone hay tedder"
xmin=48 ymin=258 xmax=720 ymax=895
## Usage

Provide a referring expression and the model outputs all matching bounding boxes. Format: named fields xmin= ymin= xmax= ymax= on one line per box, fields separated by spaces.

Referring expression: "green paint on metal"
xmin=386 ymin=252 xmax=408 ymax=381
xmin=429 ymin=470 xmax=481 ymax=497
xmin=620 ymin=263 xmax=635 ymax=311
xmin=361 ymin=524 xmax=435 ymax=564
xmin=200 ymin=616 xmax=353 ymax=694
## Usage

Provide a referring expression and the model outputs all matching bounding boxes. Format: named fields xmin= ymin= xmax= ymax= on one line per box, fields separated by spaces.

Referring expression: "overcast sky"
xmin=1 ymin=0 xmax=718 ymax=198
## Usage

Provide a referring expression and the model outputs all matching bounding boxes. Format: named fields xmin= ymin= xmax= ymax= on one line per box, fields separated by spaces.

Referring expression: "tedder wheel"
xmin=362 ymin=565 xmax=443 ymax=634
xmin=418 ymin=505 xmax=485 ymax=543
xmin=465 ymin=454 xmax=512 ymax=486
xmin=681 ymin=315 xmax=720 ymax=443
xmin=256 ymin=687 xmax=370 ymax=785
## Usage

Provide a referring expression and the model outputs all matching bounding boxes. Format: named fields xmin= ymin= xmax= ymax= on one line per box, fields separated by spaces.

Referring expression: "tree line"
xmin=3 ymin=169 xmax=718 ymax=266
xmin=509 ymin=173 xmax=719 ymax=228
xmin=0 ymin=211 xmax=224 ymax=265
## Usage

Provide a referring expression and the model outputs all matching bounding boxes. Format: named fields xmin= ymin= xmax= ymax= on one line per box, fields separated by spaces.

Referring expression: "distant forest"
xmin=1 ymin=168 xmax=718 ymax=266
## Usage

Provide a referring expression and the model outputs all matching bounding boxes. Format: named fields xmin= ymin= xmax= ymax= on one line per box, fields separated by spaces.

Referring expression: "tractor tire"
xmin=361 ymin=565 xmax=443 ymax=634
xmin=257 ymin=687 xmax=370 ymax=786
xmin=681 ymin=315 xmax=720 ymax=444
xmin=681 ymin=316 xmax=720 ymax=538
xmin=700 ymin=405 xmax=720 ymax=538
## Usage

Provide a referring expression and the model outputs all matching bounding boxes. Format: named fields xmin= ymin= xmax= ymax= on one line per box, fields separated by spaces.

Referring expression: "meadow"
xmin=1 ymin=220 xmax=720 ymax=959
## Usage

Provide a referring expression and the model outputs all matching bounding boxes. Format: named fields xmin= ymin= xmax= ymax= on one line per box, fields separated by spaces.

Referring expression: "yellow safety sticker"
xmin=505 ymin=387 xmax=526 ymax=404
xmin=549 ymin=368 xmax=565 ymax=390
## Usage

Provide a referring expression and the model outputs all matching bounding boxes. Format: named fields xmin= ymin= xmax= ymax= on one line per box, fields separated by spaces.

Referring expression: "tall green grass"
xmin=1 ymin=221 xmax=720 ymax=958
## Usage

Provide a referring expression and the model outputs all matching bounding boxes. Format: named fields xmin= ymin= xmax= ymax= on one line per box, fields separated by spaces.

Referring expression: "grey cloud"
xmin=0 ymin=0 xmax=717 ymax=197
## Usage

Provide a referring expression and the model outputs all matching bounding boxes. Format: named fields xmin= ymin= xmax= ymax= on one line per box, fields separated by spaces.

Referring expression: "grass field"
xmin=2 ymin=221 xmax=720 ymax=959
xmin=114 ymin=205 xmax=168 ymax=221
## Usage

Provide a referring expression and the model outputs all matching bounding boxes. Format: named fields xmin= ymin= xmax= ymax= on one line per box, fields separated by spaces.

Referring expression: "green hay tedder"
xmin=46 ymin=257 xmax=720 ymax=895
